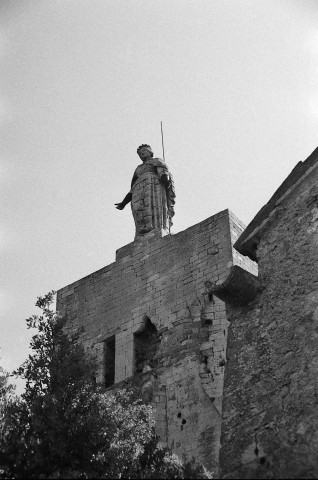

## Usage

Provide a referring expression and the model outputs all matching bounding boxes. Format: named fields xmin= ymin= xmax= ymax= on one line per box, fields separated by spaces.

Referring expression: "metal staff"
xmin=160 ymin=121 xmax=165 ymax=162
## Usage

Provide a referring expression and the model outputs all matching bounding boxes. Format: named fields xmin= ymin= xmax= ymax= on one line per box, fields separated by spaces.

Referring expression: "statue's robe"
xmin=130 ymin=158 xmax=175 ymax=237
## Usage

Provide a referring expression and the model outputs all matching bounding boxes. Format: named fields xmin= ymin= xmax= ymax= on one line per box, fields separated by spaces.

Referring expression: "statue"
xmin=115 ymin=144 xmax=175 ymax=239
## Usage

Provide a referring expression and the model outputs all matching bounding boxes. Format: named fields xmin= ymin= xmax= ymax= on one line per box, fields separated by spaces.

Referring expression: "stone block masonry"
xmin=57 ymin=209 xmax=257 ymax=473
xmin=219 ymin=150 xmax=318 ymax=478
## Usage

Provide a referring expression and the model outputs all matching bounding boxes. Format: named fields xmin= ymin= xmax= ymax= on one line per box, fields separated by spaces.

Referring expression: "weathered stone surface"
xmin=57 ymin=209 xmax=256 ymax=473
xmin=220 ymin=154 xmax=318 ymax=478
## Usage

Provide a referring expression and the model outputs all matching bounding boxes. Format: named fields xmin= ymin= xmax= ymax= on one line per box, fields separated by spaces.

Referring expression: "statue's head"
xmin=137 ymin=144 xmax=153 ymax=161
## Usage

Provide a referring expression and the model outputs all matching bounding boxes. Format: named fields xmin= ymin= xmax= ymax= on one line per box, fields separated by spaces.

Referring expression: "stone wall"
xmin=219 ymin=165 xmax=318 ymax=478
xmin=57 ymin=209 xmax=256 ymax=473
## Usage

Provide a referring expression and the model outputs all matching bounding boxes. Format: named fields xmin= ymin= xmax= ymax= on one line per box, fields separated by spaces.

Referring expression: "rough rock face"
xmin=56 ymin=209 xmax=256 ymax=473
xmin=219 ymin=159 xmax=318 ymax=478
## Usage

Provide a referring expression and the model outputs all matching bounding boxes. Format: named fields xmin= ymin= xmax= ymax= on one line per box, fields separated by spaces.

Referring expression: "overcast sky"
xmin=1 ymin=0 xmax=318 ymax=388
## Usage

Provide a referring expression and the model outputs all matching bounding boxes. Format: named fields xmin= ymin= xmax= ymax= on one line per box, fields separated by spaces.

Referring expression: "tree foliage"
xmin=0 ymin=362 xmax=14 ymax=405
xmin=0 ymin=358 xmax=15 ymax=428
xmin=0 ymin=292 xmax=210 ymax=479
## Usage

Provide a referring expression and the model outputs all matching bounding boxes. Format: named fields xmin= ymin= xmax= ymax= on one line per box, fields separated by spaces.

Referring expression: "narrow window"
xmin=104 ymin=336 xmax=115 ymax=388
xmin=134 ymin=317 xmax=159 ymax=374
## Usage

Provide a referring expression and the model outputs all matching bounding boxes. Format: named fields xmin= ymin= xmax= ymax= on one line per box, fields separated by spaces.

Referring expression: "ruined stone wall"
xmin=57 ymin=209 xmax=257 ymax=473
xmin=220 ymin=167 xmax=318 ymax=478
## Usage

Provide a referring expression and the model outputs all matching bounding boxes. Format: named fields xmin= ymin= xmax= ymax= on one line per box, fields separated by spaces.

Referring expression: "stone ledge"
xmin=206 ymin=265 xmax=260 ymax=306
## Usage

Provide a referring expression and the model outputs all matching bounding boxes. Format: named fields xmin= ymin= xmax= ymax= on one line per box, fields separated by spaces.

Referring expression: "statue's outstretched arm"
xmin=115 ymin=173 xmax=137 ymax=210
xmin=115 ymin=192 xmax=132 ymax=210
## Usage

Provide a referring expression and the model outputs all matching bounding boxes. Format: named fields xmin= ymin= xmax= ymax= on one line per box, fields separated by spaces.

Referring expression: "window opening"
xmin=104 ymin=336 xmax=115 ymax=388
xmin=134 ymin=317 xmax=159 ymax=373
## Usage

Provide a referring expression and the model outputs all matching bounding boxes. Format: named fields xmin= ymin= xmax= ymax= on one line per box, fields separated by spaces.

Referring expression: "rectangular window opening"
xmin=104 ymin=336 xmax=115 ymax=388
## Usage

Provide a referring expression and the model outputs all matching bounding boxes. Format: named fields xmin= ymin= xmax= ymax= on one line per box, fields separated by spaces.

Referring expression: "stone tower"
xmin=57 ymin=209 xmax=256 ymax=472
xmin=57 ymin=147 xmax=318 ymax=477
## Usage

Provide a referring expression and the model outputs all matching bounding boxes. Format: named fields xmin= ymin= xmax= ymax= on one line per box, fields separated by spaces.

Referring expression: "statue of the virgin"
xmin=115 ymin=144 xmax=175 ymax=239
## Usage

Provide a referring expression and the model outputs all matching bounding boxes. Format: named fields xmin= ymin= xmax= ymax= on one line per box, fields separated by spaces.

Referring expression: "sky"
xmin=1 ymin=0 xmax=318 ymax=389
